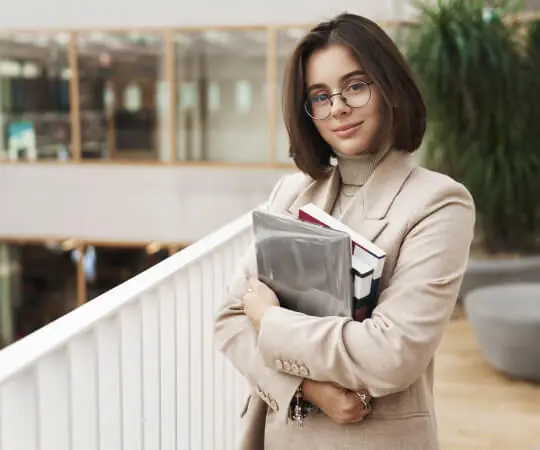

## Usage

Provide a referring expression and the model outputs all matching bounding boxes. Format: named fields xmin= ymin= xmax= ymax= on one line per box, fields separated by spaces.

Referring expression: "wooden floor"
xmin=435 ymin=312 xmax=540 ymax=450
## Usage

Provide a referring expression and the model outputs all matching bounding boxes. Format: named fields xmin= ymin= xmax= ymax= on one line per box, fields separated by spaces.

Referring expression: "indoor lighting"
xmin=203 ymin=30 xmax=231 ymax=45
xmin=146 ymin=242 xmax=162 ymax=254
xmin=61 ymin=239 xmax=78 ymax=251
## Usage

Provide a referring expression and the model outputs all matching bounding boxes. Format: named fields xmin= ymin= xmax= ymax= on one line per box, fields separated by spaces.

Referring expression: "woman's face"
xmin=305 ymin=44 xmax=384 ymax=156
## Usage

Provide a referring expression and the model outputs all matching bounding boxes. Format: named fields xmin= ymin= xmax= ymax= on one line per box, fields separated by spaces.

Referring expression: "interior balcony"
xmin=0 ymin=210 xmax=538 ymax=450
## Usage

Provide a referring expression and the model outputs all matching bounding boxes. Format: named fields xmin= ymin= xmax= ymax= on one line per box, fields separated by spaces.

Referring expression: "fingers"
xmin=245 ymin=278 xmax=254 ymax=294
xmin=343 ymin=403 xmax=371 ymax=424
xmin=244 ymin=277 xmax=261 ymax=298
xmin=247 ymin=276 xmax=261 ymax=289
xmin=245 ymin=278 xmax=264 ymax=298
xmin=351 ymin=405 xmax=372 ymax=423
xmin=309 ymin=383 xmax=373 ymax=426
xmin=340 ymin=390 xmax=372 ymax=424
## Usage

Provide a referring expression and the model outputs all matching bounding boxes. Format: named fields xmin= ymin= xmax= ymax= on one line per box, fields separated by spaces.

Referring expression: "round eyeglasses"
xmin=304 ymin=80 xmax=374 ymax=120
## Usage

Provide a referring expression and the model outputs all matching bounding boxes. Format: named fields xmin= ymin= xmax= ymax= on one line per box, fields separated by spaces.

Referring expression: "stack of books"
xmin=252 ymin=203 xmax=386 ymax=322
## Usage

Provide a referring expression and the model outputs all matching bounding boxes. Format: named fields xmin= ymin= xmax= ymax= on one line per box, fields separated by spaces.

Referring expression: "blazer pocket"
xmin=239 ymin=394 xmax=252 ymax=418
xmin=369 ymin=386 xmax=427 ymax=419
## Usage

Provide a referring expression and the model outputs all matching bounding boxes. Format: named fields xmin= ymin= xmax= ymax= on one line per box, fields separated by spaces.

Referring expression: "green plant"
xmin=405 ymin=0 xmax=540 ymax=254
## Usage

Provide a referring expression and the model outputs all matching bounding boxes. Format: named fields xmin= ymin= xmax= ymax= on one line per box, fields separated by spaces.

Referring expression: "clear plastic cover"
xmin=252 ymin=210 xmax=354 ymax=318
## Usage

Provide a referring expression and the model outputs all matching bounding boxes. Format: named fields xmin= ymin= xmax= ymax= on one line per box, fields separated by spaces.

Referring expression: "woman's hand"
xmin=302 ymin=379 xmax=372 ymax=425
xmin=242 ymin=277 xmax=280 ymax=331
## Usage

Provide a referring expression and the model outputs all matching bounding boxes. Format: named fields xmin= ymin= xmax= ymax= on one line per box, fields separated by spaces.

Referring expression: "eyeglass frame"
xmin=304 ymin=80 xmax=375 ymax=120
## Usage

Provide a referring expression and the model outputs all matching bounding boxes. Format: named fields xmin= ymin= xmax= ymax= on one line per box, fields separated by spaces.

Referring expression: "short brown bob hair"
xmin=282 ymin=13 xmax=427 ymax=180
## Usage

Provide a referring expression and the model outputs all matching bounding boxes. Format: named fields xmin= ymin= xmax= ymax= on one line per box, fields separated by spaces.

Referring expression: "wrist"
xmin=288 ymin=379 xmax=322 ymax=424
xmin=301 ymin=379 xmax=314 ymax=402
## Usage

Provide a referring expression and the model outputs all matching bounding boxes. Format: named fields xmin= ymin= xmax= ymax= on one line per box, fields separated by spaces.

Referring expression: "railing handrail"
xmin=0 ymin=208 xmax=256 ymax=384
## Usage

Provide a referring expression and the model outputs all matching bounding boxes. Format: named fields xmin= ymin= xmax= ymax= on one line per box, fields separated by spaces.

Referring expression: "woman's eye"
xmin=311 ymin=93 xmax=329 ymax=103
xmin=347 ymin=82 xmax=366 ymax=92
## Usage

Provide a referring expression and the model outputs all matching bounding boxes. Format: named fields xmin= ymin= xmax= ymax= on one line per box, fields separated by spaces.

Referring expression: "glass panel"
xmin=0 ymin=32 xmax=71 ymax=161
xmin=0 ymin=243 xmax=20 ymax=347
xmin=77 ymin=32 xmax=168 ymax=162
xmin=11 ymin=242 xmax=77 ymax=339
xmin=174 ymin=29 xmax=269 ymax=163
xmin=87 ymin=245 xmax=169 ymax=301
xmin=276 ymin=28 xmax=308 ymax=164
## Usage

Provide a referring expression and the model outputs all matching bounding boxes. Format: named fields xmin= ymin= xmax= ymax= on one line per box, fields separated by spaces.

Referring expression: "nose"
xmin=330 ymin=95 xmax=351 ymax=117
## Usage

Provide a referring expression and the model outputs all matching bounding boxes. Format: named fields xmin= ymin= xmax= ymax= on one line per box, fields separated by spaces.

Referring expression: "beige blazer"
xmin=214 ymin=150 xmax=475 ymax=450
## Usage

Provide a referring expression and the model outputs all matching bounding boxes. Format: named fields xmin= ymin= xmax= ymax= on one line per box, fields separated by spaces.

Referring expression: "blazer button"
xmin=283 ymin=361 xmax=291 ymax=372
xmin=299 ymin=366 xmax=309 ymax=377
xmin=270 ymin=400 xmax=279 ymax=411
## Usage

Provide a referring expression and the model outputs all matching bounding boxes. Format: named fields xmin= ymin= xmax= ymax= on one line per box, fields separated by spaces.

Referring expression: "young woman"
xmin=214 ymin=12 xmax=475 ymax=450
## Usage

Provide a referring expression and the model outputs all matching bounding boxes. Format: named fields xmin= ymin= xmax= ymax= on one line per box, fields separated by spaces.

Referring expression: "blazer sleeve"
xmin=213 ymin=175 xmax=303 ymax=424
xmin=256 ymin=182 xmax=475 ymax=397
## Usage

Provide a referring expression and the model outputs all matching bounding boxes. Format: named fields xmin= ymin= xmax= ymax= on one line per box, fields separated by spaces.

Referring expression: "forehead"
xmin=305 ymin=44 xmax=364 ymax=87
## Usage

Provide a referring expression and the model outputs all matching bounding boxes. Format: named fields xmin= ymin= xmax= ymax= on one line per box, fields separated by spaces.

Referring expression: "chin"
xmin=334 ymin=140 xmax=371 ymax=157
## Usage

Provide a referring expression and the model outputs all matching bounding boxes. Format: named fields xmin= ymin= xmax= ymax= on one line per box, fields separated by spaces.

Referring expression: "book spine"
xmin=300 ymin=208 xmax=382 ymax=320
xmin=354 ymin=293 xmax=377 ymax=322
xmin=353 ymin=272 xmax=377 ymax=321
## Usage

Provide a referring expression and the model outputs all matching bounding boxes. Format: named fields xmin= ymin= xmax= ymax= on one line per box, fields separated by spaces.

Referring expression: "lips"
xmin=333 ymin=121 xmax=363 ymax=138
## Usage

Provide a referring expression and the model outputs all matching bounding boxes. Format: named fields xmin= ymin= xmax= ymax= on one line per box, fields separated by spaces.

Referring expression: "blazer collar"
xmin=287 ymin=166 xmax=341 ymax=217
xmin=360 ymin=150 xmax=416 ymax=220
xmin=287 ymin=150 xmax=416 ymax=242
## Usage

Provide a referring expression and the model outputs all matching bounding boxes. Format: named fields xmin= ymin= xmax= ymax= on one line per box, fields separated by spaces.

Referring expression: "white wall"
xmin=0 ymin=164 xmax=294 ymax=243
xmin=0 ymin=0 xmax=416 ymax=30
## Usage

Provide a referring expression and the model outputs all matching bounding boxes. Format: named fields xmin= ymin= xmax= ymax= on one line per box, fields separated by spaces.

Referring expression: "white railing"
xmin=0 ymin=212 xmax=254 ymax=450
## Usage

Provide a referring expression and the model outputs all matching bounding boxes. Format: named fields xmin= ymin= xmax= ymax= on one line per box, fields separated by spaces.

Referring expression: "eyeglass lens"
xmin=305 ymin=81 xmax=372 ymax=120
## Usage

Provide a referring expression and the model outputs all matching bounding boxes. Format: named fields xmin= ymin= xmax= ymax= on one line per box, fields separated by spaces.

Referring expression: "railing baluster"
xmin=69 ymin=331 xmax=99 ymax=450
xmin=159 ymin=281 xmax=177 ymax=450
xmin=223 ymin=243 xmax=235 ymax=450
xmin=202 ymin=256 xmax=215 ymax=450
xmin=141 ymin=290 xmax=161 ymax=449
xmin=0 ymin=390 xmax=2 ymax=450
xmin=120 ymin=301 xmax=144 ymax=450
xmin=0 ymin=370 xmax=39 ymax=450
xmin=188 ymin=264 xmax=204 ymax=450
xmin=96 ymin=316 xmax=122 ymax=450
xmin=37 ymin=350 xmax=71 ymax=450
xmin=212 ymin=247 xmax=226 ymax=450
xmin=174 ymin=272 xmax=191 ymax=450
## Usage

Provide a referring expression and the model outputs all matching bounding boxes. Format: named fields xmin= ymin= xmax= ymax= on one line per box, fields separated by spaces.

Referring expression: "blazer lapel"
xmin=287 ymin=151 xmax=416 ymax=243
xmin=340 ymin=151 xmax=417 ymax=242
xmin=355 ymin=218 xmax=389 ymax=243
xmin=287 ymin=167 xmax=341 ymax=217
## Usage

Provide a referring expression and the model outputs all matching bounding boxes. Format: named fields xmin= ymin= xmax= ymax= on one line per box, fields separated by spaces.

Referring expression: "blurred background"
xmin=0 ymin=0 xmax=539 ymax=448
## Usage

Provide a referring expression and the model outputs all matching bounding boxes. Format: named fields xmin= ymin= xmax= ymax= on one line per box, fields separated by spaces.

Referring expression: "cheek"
xmin=368 ymin=91 xmax=384 ymax=120
xmin=313 ymin=120 xmax=331 ymax=139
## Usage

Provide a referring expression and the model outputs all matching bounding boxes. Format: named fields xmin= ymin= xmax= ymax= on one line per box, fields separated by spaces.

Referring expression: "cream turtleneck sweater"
xmin=331 ymin=146 xmax=392 ymax=218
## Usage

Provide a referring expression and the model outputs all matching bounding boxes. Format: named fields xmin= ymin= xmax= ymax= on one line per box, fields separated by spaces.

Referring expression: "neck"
xmin=335 ymin=145 xmax=393 ymax=186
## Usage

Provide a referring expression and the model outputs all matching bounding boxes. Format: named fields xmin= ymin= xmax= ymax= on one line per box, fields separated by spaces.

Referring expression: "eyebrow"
xmin=307 ymin=70 xmax=367 ymax=93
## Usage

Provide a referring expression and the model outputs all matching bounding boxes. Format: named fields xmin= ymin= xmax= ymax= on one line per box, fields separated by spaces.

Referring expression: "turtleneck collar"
xmin=334 ymin=145 xmax=393 ymax=186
